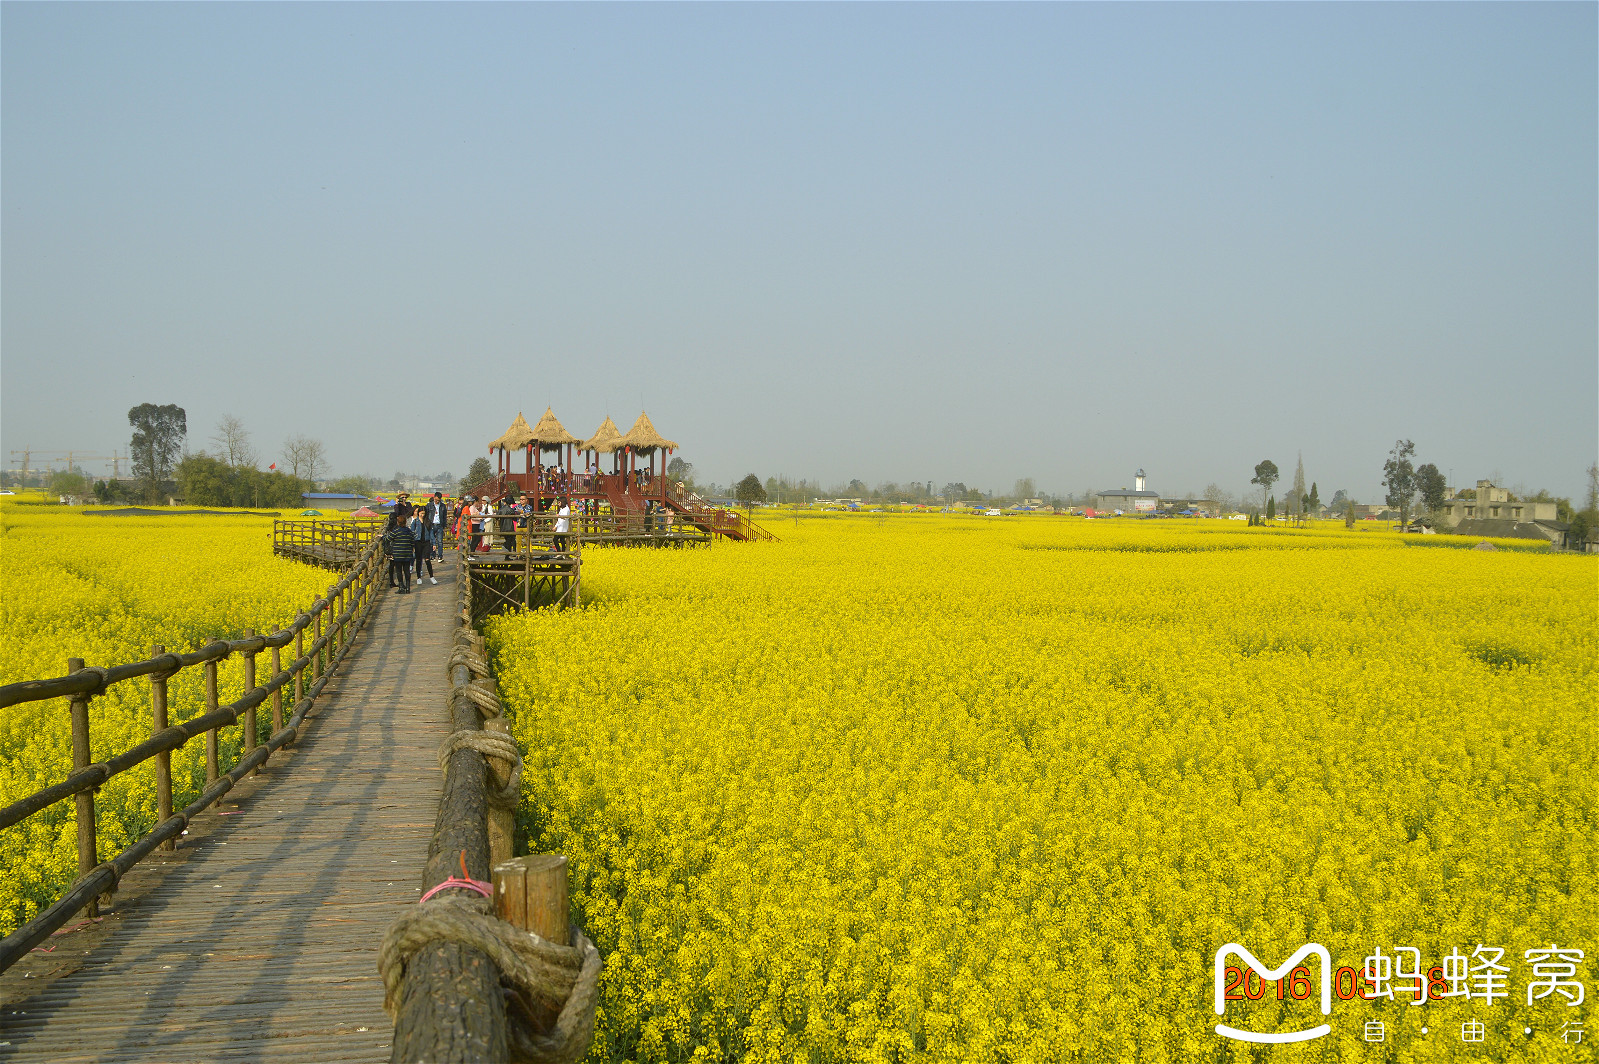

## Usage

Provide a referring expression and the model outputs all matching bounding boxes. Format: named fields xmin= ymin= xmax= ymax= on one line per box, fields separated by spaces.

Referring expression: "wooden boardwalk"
xmin=0 ymin=560 xmax=459 ymax=1063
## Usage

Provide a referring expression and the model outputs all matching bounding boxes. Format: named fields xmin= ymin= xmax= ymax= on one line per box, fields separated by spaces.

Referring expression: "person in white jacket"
xmin=554 ymin=499 xmax=571 ymax=552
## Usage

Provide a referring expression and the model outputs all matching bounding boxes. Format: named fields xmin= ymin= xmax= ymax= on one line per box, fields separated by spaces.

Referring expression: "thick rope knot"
xmin=438 ymin=729 xmax=523 ymax=807
xmin=448 ymin=644 xmax=492 ymax=679
xmin=378 ymin=895 xmax=603 ymax=1064
xmin=450 ymin=680 xmax=503 ymax=718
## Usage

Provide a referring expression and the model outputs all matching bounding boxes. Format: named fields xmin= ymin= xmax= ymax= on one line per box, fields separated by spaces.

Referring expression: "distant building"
xmin=1442 ymin=480 xmax=1557 ymax=524
xmin=1095 ymin=469 xmax=1161 ymax=512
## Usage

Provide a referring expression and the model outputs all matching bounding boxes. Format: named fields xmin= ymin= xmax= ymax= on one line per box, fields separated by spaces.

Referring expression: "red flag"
xmin=269 ymin=463 xmax=276 ymax=470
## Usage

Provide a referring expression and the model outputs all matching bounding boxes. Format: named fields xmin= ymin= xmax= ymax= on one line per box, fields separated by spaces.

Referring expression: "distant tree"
xmin=210 ymin=415 xmax=257 ymax=469
xmin=1013 ymin=477 xmax=1036 ymax=502
xmin=461 ymin=457 xmax=492 ymax=494
xmin=1345 ymin=499 xmax=1357 ymax=528
xmin=666 ymin=457 xmax=696 ymax=486
xmin=328 ymin=474 xmax=371 ymax=495
xmin=942 ymin=482 xmax=968 ymax=505
xmin=1382 ymin=440 xmax=1417 ymax=528
xmin=1329 ymin=488 xmax=1348 ymax=512
xmin=129 ymin=403 xmax=187 ymax=502
xmin=1306 ymin=482 xmax=1320 ymax=520
xmin=1251 ymin=460 xmax=1279 ymax=513
xmin=49 ymin=469 xmax=88 ymax=498
xmin=175 ymin=453 xmax=234 ymax=505
xmin=282 ymin=436 xmax=328 ymax=483
xmin=1290 ymin=453 xmax=1306 ymax=521
xmin=1569 ymin=510 xmax=1591 ymax=551
xmin=735 ymin=473 xmax=767 ymax=511
xmin=1265 ymin=495 xmax=1276 ymax=522
xmin=177 ymin=454 xmax=312 ymax=507
xmin=1202 ymin=483 xmax=1229 ymax=514
xmin=846 ymin=479 xmax=868 ymax=497
xmin=1415 ymin=463 xmax=1447 ymax=514
xmin=1586 ymin=462 xmax=1599 ymax=514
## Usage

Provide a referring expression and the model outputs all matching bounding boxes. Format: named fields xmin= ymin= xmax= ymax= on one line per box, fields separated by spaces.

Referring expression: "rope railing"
xmin=383 ymin=535 xmax=600 ymax=1063
xmin=0 ymin=524 xmax=387 ymax=972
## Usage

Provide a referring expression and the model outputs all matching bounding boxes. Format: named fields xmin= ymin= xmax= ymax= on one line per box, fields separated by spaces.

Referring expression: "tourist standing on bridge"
xmin=383 ymin=512 xmax=415 ymax=593
xmin=554 ymin=497 xmax=571 ymax=552
xmin=409 ymin=509 xmax=436 ymax=585
xmin=426 ymin=492 xmax=446 ymax=559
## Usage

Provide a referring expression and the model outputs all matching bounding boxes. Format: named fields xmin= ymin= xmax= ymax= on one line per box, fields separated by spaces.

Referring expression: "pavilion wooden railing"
xmin=0 ymin=531 xmax=387 ymax=972
xmin=472 ymin=472 xmax=776 ymax=543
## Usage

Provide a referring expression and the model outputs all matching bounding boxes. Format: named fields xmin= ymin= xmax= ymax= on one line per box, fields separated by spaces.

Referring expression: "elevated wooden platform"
xmin=0 ymin=565 xmax=460 ymax=1062
xmin=464 ymin=549 xmax=579 ymax=620
xmin=272 ymin=519 xmax=383 ymax=572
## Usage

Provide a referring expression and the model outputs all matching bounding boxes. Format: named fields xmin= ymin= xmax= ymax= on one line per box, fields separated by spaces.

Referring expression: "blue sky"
xmin=3 ymin=3 xmax=1594 ymax=501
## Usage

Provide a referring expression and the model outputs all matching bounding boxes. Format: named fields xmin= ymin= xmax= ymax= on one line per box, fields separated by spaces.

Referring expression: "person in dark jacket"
xmin=383 ymin=512 xmax=415 ymax=593
xmin=425 ymin=492 xmax=447 ymax=559
xmin=409 ymin=509 xmax=435 ymax=585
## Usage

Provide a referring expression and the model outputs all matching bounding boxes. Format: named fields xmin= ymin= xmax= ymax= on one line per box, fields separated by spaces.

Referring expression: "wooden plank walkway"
xmin=0 ymin=560 xmax=460 ymax=1063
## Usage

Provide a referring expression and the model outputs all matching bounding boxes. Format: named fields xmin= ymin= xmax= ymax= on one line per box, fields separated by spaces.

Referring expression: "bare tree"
xmin=211 ymin=415 xmax=257 ymax=468
xmin=1202 ymin=483 xmax=1230 ymax=514
xmin=282 ymin=435 xmax=328 ymax=482
xmin=282 ymin=436 xmax=311 ymax=479
xmin=302 ymin=439 xmax=326 ymax=483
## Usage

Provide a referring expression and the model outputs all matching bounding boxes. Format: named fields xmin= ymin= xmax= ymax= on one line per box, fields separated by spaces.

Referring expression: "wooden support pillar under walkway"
xmin=0 ymin=560 xmax=462 ymax=1063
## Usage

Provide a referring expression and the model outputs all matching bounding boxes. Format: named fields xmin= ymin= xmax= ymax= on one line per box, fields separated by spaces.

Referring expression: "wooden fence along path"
xmin=0 ymin=558 xmax=461 ymax=1062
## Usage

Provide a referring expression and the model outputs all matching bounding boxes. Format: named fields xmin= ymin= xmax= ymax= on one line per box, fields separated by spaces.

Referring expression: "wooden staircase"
xmin=660 ymin=483 xmax=778 ymax=542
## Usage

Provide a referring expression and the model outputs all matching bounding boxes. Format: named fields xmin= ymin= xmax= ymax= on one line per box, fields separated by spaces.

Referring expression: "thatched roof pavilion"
xmin=489 ymin=412 xmax=535 ymax=452
xmin=580 ymin=416 xmax=624 ymax=455
xmin=618 ymin=412 xmax=678 ymax=454
xmin=528 ymin=407 xmax=581 ymax=452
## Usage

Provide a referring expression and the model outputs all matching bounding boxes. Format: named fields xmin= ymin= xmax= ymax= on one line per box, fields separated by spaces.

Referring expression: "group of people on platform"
xmin=382 ymin=483 xmax=687 ymax=593
xmin=452 ymin=494 xmax=572 ymax=554
xmin=381 ymin=492 xmax=448 ymax=594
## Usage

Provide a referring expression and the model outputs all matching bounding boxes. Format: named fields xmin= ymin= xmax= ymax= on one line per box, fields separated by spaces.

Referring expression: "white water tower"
xmin=1134 ymin=469 xmax=1146 ymax=492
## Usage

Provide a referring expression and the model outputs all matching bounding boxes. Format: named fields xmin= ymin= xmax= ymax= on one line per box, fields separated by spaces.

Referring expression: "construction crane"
xmin=7 ymin=449 xmax=129 ymax=486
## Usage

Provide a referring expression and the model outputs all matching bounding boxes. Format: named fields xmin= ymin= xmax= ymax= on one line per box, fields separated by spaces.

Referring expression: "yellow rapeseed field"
xmin=487 ymin=515 xmax=1596 ymax=1063
xmin=0 ymin=504 xmax=335 ymax=933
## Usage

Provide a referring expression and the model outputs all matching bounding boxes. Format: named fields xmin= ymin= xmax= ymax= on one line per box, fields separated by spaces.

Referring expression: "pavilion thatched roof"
xmin=529 ymin=407 xmax=581 ymax=451
xmin=619 ymin=411 xmax=678 ymax=453
xmin=581 ymin=416 xmax=625 ymax=454
xmin=489 ymin=412 xmax=535 ymax=451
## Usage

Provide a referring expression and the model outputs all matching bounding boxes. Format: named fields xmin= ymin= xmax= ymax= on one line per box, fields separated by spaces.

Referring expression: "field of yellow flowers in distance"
xmin=488 ymin=514 xmax=1596 ymax=1063
xmin=0 ymin=504 xmax=336 ymax=932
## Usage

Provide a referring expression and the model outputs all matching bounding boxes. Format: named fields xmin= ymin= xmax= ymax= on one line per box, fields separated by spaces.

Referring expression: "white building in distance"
xmin=1095 ymin=469 xmax=1161 ymax=512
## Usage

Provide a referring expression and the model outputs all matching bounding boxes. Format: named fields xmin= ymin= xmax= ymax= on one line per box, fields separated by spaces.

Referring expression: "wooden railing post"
xmin=242 ymin=627 xmax=258 ymax=776
xmin=269 ymin=626 xmax=284 ymax=735
xmin=314 ymin=605 xmax=325 ymax=683
xmin=68 ymin=658 xmax=99 ymax=917
xmin=151 ymin=644 xmax=174 ymax=852
xmin=204 ymin=658 xmax=220 ymax=785
xmin=483 ymin=717 xmax=516 ymax=866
